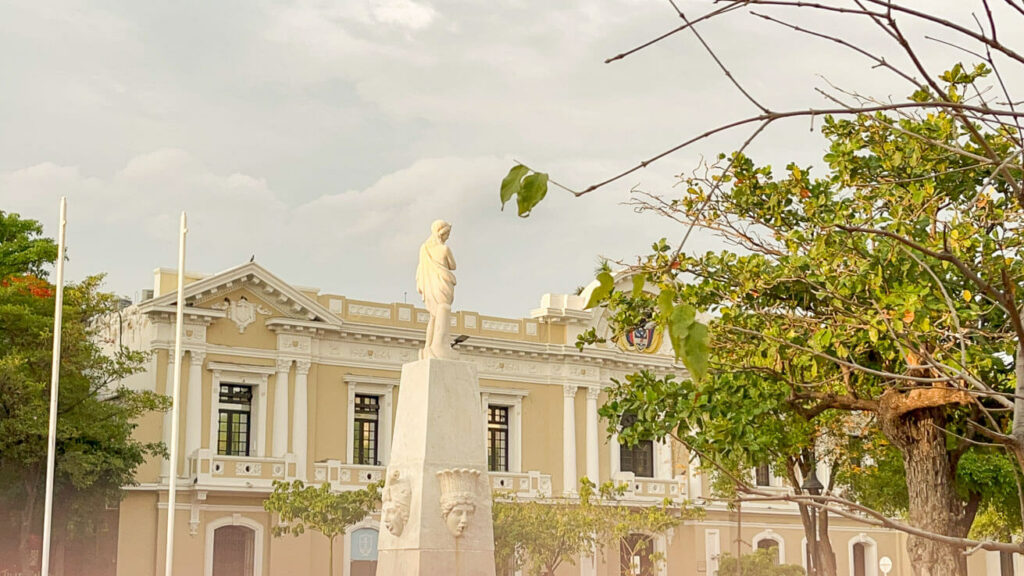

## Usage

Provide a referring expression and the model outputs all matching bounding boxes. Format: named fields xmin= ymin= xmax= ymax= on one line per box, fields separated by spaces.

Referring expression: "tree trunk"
xmin=329 ymin=535 xmax=335 ymax=576
xmin=880 ymin=400 xmax=974 ymax=576
xmin=19 ymin=469 xmax=41 ymax=574
xmin=818 ymin=510 xmax=838 ymax=576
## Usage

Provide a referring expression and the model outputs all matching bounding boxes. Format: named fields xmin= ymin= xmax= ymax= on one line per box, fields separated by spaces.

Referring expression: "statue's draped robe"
xmin=416 ymin=240 xmax=455 ymax=311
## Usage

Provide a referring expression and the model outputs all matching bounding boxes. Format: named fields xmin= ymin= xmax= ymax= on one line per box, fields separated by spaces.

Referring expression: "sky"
xmin=0 ymin=0 xmax=1010 ymax=317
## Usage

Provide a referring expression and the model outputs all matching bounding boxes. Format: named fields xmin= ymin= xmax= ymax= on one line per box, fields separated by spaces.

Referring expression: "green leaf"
xmin=667 ymin=304 xmax=696 ymax=361
xmin=585 ymin=271 xmax=615 ymax=309
xmin=657 ymin=289 xmax=676 ymax=319
xmin=682 ymin=322 xmax=710 ymax=381
xmin=631 ymin=274 xmax=646 ymax=297
xmin=517 ymin=172 xmax=549 ymax=217
xmin=500 ymin=164 xmax=529 ymax=210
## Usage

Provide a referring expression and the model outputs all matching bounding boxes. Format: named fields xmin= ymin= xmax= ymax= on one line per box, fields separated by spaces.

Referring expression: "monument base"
xmin=375 ymin=359 xmax=496 ymax=576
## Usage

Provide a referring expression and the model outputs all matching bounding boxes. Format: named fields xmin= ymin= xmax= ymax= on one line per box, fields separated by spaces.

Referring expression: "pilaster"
xmin=272 ymin=358 xmax=291 ymax=458
xmin=562 ymin=384 xmax=578 ymax=495
xmin=292 ymin=360 xmax=311 ymax=479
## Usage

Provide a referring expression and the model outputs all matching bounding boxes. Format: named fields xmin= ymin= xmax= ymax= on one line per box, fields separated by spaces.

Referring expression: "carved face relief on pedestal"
xmin=437 ymin=468 xmax=480 ymax=539
xmin=381 ymin=469 xmax=411 ymax=537
xmin=443 ymin=502 xmax=474 ymax=537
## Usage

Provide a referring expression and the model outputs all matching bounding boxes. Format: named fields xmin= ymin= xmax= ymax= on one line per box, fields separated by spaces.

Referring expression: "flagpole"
xmin=40 ymin=196 xmax=67 ymax=576
xmin=164 ymin=212 xmax=187 ymax=576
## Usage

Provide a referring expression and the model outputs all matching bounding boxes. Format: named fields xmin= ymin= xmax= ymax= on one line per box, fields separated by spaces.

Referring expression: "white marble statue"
xmin=416 ymin=220 xmax=457 ymax=360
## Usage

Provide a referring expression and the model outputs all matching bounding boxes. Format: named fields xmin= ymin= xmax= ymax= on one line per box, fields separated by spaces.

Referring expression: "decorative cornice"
xmin=206 ymin=361 xmax=277 ymax=376
xmin=266 ymin=317 xmax=342 ymax=335
xmin=144 ymin=306 xmax=225 ymax=326
xmin=343 ymin=374 xmax=399 ymax=387
xmin=140 ymin=262 xmax=343 ymax=328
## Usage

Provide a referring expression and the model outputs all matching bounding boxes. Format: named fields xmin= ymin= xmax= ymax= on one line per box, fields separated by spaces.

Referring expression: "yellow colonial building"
xmin=102 ymin=261 xmax=1008 ymax=576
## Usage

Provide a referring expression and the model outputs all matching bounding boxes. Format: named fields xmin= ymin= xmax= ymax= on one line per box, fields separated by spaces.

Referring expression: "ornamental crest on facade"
xmin=616 ymin=325 xmax=663 ymax=354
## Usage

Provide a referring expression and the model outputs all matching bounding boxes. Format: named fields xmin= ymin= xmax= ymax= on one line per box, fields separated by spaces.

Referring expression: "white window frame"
xmin=480 ymin=387 xmax=527 ymax=473
xmin=205 ymin=513 xmax=264 ymax=576
xmin=706 ymin=529 xmax=721 ymax=576
xmin=207 ymin=362 xmax=275 ymax=457
xmin=752 ymin=529 xmax=785 ymax=564
xmin=848 ymin=534 xmax=878 ymax=576
xmin=345 ymin=375 xmax=396 ymax=466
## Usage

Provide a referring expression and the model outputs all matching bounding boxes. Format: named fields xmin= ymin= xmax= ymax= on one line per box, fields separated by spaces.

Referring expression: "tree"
xmin=499 ymin=3 xmax=1024 ymax=576
xmin=594 ymin=97 xmax=1024 ymax=576
xmin=263 ymin=479 xmax=381 ymax=576
xmin=0 ymin=211 xmax=168 ymax=574
xmin=492 ymin=478 xmax=694 ymax=576
xmin=719 ymin=549 xmax=807 ymax=576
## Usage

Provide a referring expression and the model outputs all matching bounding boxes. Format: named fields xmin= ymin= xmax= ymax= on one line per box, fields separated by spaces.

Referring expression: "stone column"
xmin=161 ymin=353 xmax=177 ymax=479
xmin=610 ymin=432 xmax=621 ymax=478
xmin=585 ymin=387 xmax=600 ymax=484
xmin=272 ymin=359 xmax=291 ymax=458
xmin=255 ymin=374 xmax=268 ymax=457
xmin=292 ymin=360 xmax=310 ymax=479
xmin=184 ymin=350 xmax=205 ymax=460
xmin=480 ymin=392 xmax=490 ymax=458
xmin=563 ymin=385 xmax=578 ymax=495
xmin=585 ymin=388 xmax=601 ymax=576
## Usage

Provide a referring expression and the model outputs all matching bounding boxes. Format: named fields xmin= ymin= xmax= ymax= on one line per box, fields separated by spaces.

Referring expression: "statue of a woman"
xmin=416 ymin=220 xmax=457 ymax=359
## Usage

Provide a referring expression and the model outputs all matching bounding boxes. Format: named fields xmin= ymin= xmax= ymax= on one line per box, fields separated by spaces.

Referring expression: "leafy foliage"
xmin=500 ymin=164 xmax=549 ymax=217
xmin=587 ymin=69 xmax=1024 ymax=563
xmin=718 ymin=549 xmax=807 ymax=576
xmin=0 ymin=212 xmax=166 ymax=571
xmin=492 ymin=478 xmax=696 ymax=576
xmin=264 ymin=479 xmax=381 ymax=576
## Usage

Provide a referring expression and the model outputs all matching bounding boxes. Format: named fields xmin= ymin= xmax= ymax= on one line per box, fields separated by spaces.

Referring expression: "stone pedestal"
xmin=376 ymin=359 xmax=496 ymax=576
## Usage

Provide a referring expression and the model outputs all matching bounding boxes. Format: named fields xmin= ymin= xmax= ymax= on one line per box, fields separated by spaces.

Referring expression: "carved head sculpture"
xmin=381 ymin=469 xmax=411 ymax=537
xmin=431 ymin=219 xmax=451 ymax=243
xmin=437 ymin=468 xmax=479 ymax=538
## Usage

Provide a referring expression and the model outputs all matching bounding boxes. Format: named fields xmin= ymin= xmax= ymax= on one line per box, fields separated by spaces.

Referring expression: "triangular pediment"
xmin=140 ymin=262 xmax=342 ymax=328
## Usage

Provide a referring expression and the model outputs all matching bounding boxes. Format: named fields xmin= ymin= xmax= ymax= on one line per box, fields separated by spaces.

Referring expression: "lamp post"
xmin=801 ymin=463 xmax=824 ymax=576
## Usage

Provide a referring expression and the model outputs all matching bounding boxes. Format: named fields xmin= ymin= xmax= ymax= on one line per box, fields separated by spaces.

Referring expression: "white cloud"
xmin=372 ymin=0 xmax=436 ymax=30
xmin=0 ymin=148 xmax=694 ymax=316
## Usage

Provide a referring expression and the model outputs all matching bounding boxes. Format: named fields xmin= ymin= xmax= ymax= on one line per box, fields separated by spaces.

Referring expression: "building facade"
xmin=103 ymin=261 xmax=1006 ymax=576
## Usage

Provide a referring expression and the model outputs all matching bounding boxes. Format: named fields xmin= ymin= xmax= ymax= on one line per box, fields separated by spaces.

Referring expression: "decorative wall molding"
xmin=482 ymin=319 xmax=520 ymax=334
xmin=349 ymin=304 xmax=392 ymax=320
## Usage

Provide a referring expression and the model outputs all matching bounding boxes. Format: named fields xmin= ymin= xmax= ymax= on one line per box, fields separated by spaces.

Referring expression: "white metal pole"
xmin=164 ymin=212 xmax=187 ymax=576
xmin=40 ymin=197 xmax=67 ymax=576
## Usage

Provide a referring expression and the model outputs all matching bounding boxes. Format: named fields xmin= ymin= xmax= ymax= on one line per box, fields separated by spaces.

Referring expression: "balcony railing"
xmin=489 ymin=470 xmax=553 ymax=498
xmin=188 ymin=449 xmax=297 ymax=488
xmin=612 ymin=471 xmax=687 ymax=502
xmin=313 ymin=460 xmax=553 ymax=498
xmin=313 ymin=461 xmax=386 ymax=491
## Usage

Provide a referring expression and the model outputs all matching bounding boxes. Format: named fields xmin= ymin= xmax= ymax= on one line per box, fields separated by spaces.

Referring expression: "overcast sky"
xmin=0 ymin=0 xmax=1009 ymax=317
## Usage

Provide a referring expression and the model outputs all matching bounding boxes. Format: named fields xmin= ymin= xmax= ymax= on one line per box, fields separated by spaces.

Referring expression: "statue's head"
xmin=431 ymin=219 xmax=451 ymax=242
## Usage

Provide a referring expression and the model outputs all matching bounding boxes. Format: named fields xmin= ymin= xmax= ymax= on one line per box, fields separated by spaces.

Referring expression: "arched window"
xmin=349 ymin=528 xmax=378 ymax=576
xmin=204 ymin=515 xmax=263 ymax=576
xmin=848 ymin=535 xmax=877 ymax=576
xmin=212 ymin=526 xmax=255 ymax=576
xmin=752 ymin=530 xmax=785 ymax=565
